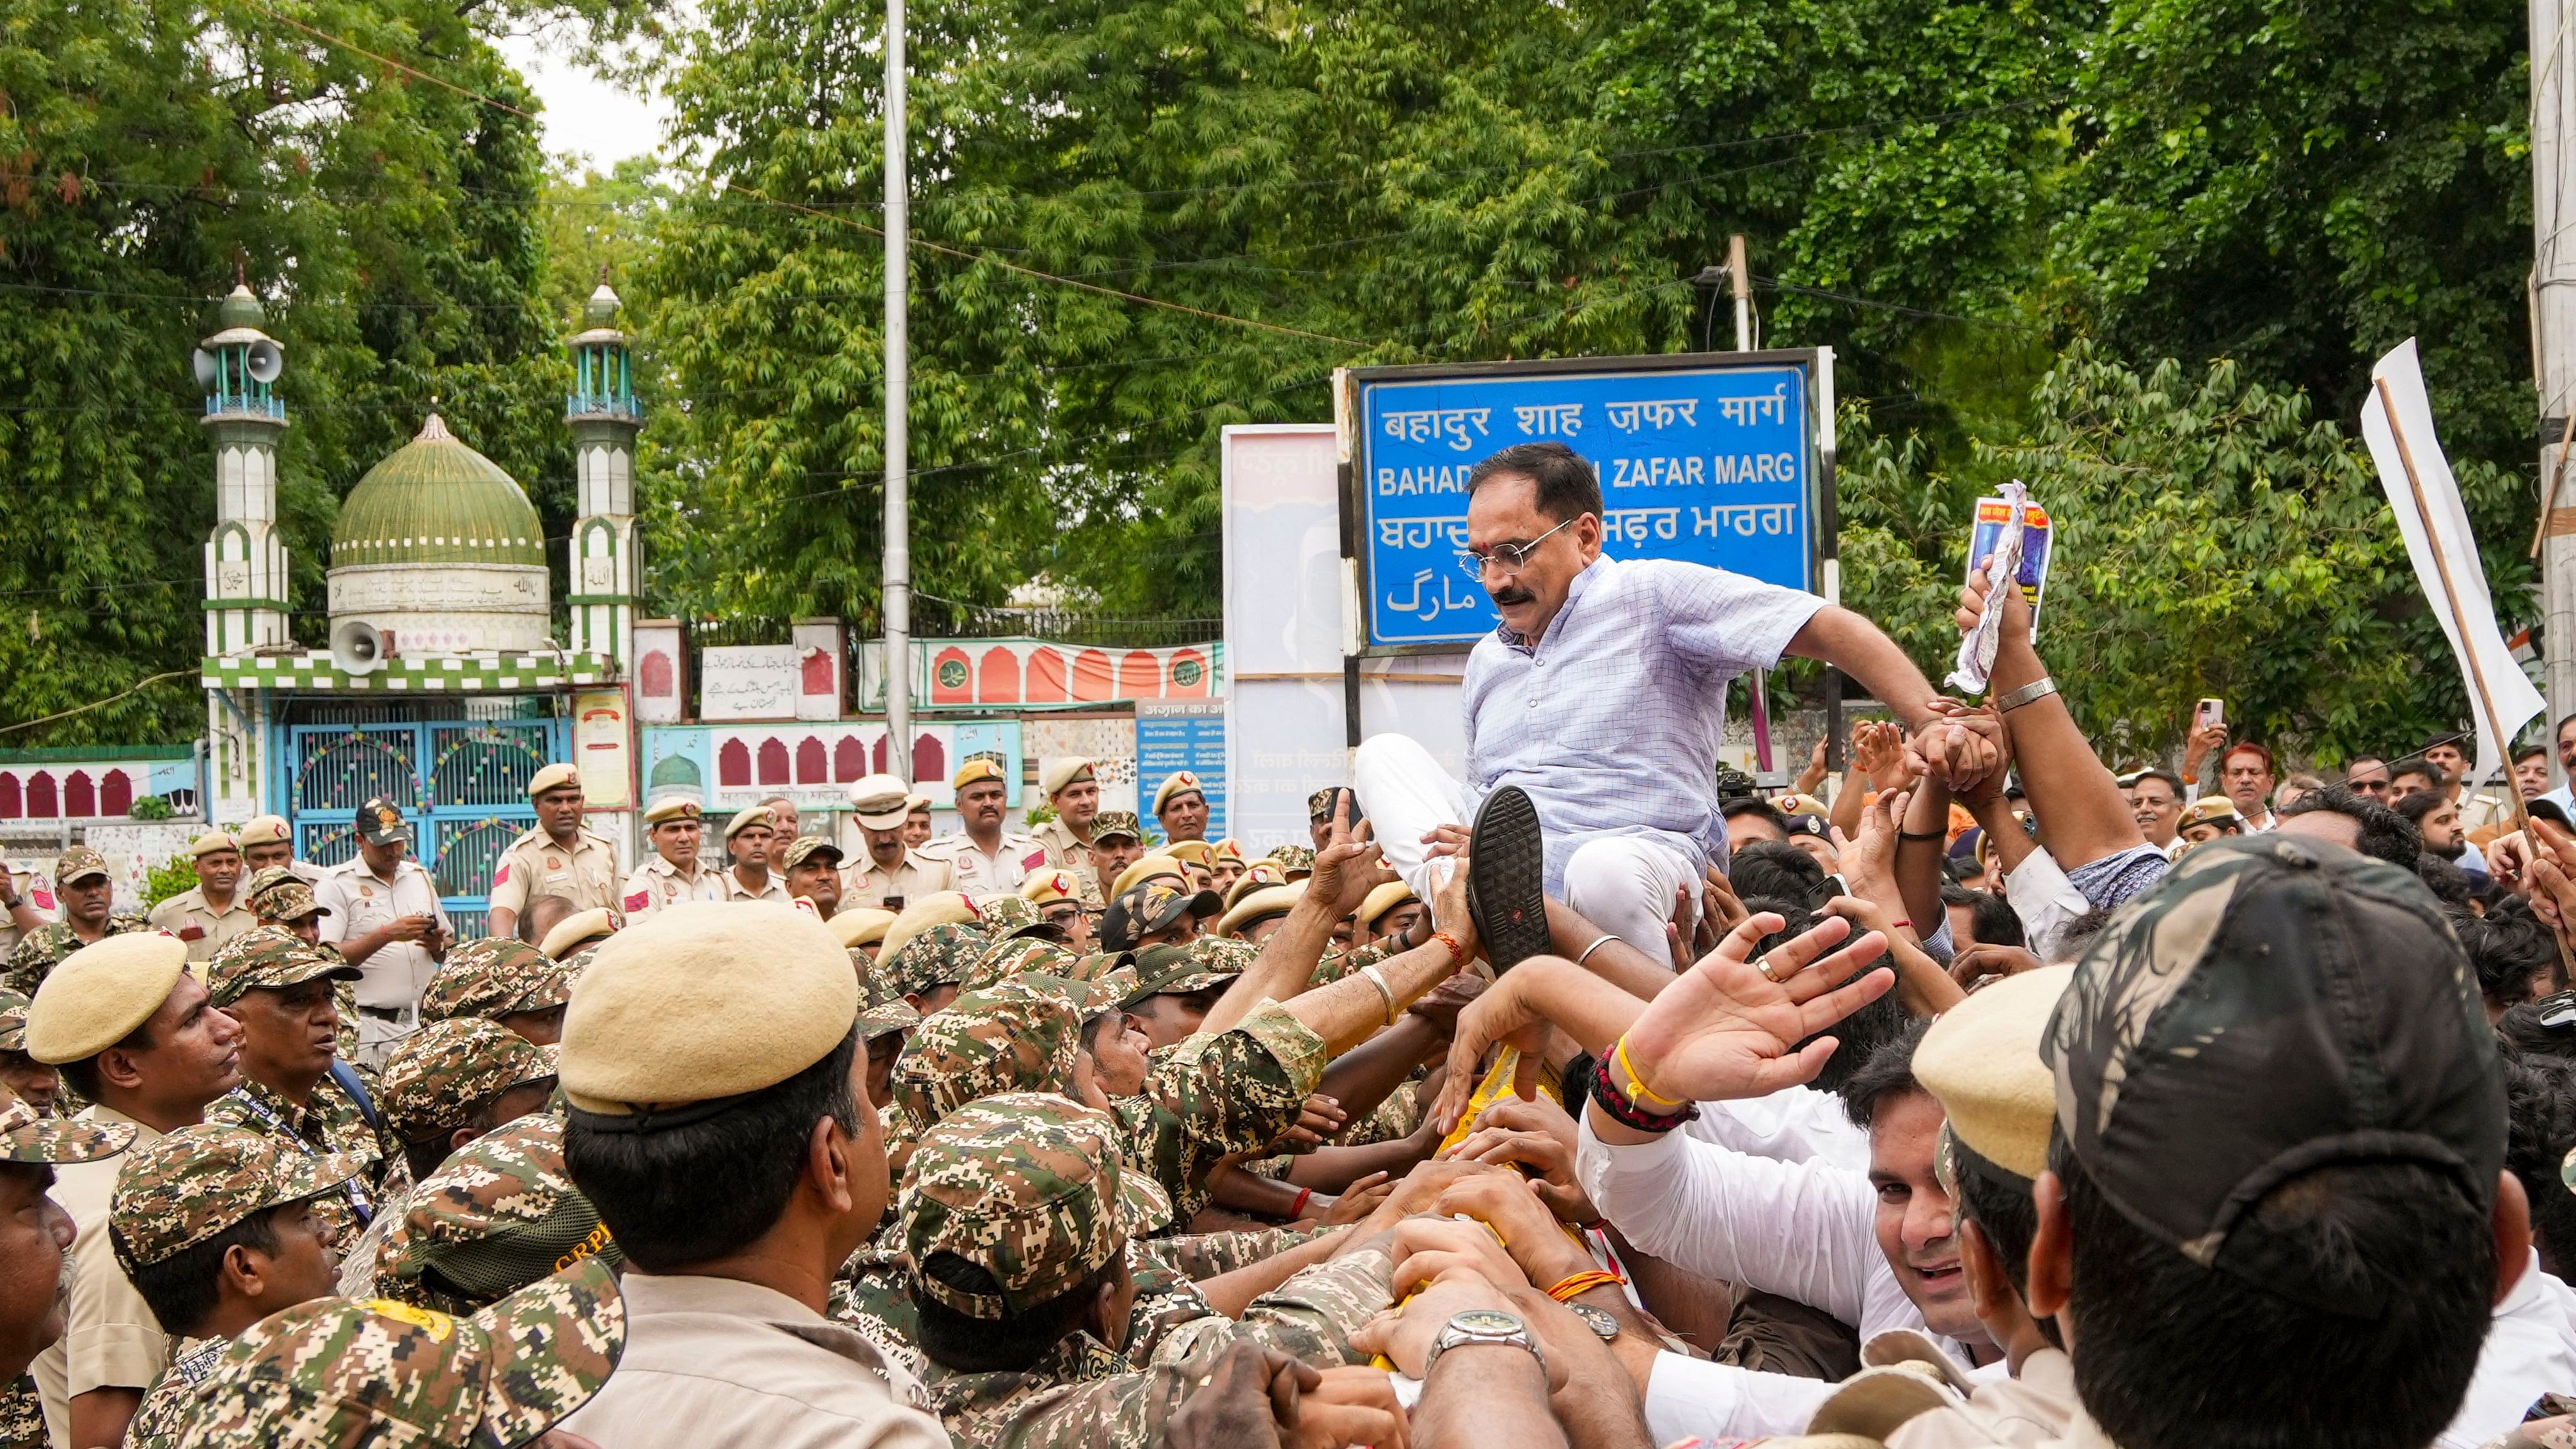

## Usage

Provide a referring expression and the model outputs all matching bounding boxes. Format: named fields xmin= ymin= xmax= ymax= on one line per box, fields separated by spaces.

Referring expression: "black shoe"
xmin=1466 ymin=786 xmax=1550 ymax=972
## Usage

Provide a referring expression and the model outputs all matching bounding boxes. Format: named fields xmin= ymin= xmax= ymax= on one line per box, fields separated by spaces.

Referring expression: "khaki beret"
xmin=1913 ymin=964 xmax=2073 ymax=1181
xmin=1357 ymin=880 xmax=1419 ymax=927
xmin=539 ymin=908 xmax=623 ymax=962
xmin=2181 ymin=796 xmax=2243 ymax=830
xmin=878 ymin=892 xmax=980 ymax=967
xmin=1215 ymin=883 xmax=1302 ymax=939
xmin=1109 ymin=855 xmax=1185 ymax=902
xmin=1019 ymin=870 xmax=1084 ymax=908
xmin=1039 ymin=757 xmax=1096 ymax=798
xmin=722 ymin=806 xmax=776 ymax=841
xmin=953 ymin=757 xmax=1007 ymax=791
xmin=832 ymin=907 xmax=897 ymax=949
xmin=1164 ymin=839 xmax=1213 ymax=868
xmin=1151 ymin=771 xmax=1205 ymax=818
xmin=847 ymin=773 xmax=912 ymax=830
xmin=527 ymin=763 xmax=581 ymax=800
xmin=235 ymin=814 xmax=293 ymax=848
xmin=28 ymin=933 xmax=190 ymax=1065
xmin=1223 ymin=862 xmax=1288 ymax=911
xmin=1210 ymin=839 xmax=1245 ymax=867
xmin=642 ymin=798 xmax=703 ymax=827
xmin=907 ymin=793 xmax=933 ymax=813
xmin=559 ymin=903 xmax=857 ymax=1115
xmin=189 ymin=831 xmax=239 ymax=860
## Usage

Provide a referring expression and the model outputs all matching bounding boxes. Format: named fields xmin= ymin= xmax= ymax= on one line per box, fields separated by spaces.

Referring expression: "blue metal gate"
xmin=280 ymin=720 xmax=565 ymax=940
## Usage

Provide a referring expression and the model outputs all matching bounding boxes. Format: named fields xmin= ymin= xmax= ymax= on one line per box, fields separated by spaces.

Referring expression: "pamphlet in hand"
xmin=1948 ymin=482 xmax=2052 ymax=695
xmin=1969 ymin=492 xmax=2052 ymax=640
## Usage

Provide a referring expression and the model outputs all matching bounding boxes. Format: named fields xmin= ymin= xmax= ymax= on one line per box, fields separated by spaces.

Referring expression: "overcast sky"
xmin=493 ymin=30 xmax=670 ymax=173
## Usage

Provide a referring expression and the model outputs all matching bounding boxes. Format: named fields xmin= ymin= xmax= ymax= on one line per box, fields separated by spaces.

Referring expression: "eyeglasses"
xmin=2537 ymin=992 xmax=2576 ymax=1030
xmin=1457 ymin=517 xmax=1574 ymax=580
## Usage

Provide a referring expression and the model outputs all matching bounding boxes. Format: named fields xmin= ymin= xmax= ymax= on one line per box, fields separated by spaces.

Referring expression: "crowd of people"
xmin=0 ymin=438 xmax=2564 ymax=1448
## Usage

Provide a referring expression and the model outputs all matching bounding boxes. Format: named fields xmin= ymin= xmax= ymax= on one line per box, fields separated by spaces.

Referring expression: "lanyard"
xmin=230 ymin=1090 xmax=373 ymax=1226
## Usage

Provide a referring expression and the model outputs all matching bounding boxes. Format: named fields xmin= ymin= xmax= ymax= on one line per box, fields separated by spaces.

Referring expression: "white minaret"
xmin=198 ymin=283 xmax=290 ymax=656
xmin=565 ymin=277 xmax=641 ymax=672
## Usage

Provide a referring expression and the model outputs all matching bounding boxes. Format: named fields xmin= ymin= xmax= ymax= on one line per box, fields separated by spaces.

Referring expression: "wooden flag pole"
xmin=2375 ymin=376 xmax=2575 ymax=971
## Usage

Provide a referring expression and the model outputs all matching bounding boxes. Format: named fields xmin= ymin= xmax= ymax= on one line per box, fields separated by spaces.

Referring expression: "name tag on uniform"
xmin=178 ymin=924 xmax=205 ymax=942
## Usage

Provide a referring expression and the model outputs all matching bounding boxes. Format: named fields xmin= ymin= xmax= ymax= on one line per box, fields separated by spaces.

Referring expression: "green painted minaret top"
xmin=331 ymin=413 xmax=546 ymax=568
xmin=567 ymin=280 xmax=640 ymax=424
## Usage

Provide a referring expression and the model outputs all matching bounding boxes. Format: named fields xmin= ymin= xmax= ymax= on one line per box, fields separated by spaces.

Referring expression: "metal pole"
xmin=2539 ymin=0 xmax=2576 ymax=780
xmin=882 ymin=0 xmax=912 ymax=784
xmin=1727 ymin=234 xmax=1751 ymax=352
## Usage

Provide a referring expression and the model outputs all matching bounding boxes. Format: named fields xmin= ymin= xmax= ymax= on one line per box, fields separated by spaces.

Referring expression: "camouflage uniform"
xmin=242 ymin=869 xmax=368 ymax=1062
xmin=375 ymin=1111 xmax=620 ymax=1316
xmin=884 ymin=921 xmax=992 ymax=999
xmin=202 ymin=928 xmax=397 ymax=1253
xmin=420 ymin=936 xmax=574 ymax=1024
xmin=379 ymin=1017 xmax=558 ymax=1149
xmin=107 ymin=1123 xmax=367 ymax=1448
xmin=1113 ymin=1000 xmax=1327 ymax=1224
xmin=0 ymin=914 xmax=150 ymax=997
xmin=960 ymin=935 xmax=1084 ymax=994
xmin=165 ymin=1258 xmax=624 ymax=1448
xmin=890 ymin=978 xmax=1088 ymax=1141
xmin=0 ymin=1375 xmax=36 ymax=1449
xmin=0 ymin=1091 xmax=130 ymax=1448
xmin=120 ymin=1334 xmax=221 ymax=1449
xmin=901 ymin=1095 xmax=1389 ymax=1448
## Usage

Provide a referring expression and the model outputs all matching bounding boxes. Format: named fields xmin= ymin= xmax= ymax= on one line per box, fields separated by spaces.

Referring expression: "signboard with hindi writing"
xmin=1341 ymin=350 xmax=1833 ymax=653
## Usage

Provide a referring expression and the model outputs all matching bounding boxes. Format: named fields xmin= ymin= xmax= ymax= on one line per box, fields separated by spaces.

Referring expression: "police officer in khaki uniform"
xmin=233 ymin=814 xmax=321 ymax=885
xmin=1018 ymin=869 xmax=1094 ymax=951
xmin=916 ymin=758 xmax=1047 ymax=896
xmin=552 ymin=903 xmax=949 ymax=1446
xmin=720 ymin=807 xmax=792 ymax=903
xmin=485 ymin=763 xmax=620 ymax=941
xmin=1030 ymin=757 xmax=1101 ymax=868
xmin=314 ymin=798 xmax=452 ymax=1058
xmin=842 ymin=775 xmax=954 ymax=910
xmin=146 ymin=831 xmax=260 ymax=963
xmin=620 ymin=797 xmax=727 ymax=919
xmin=1151 ymin=770 xmax=1212 ymax=846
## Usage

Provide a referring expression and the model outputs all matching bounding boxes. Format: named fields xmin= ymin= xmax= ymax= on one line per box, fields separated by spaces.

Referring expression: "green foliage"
xmin=127 ymin=795 xmax=174 ymax=821
xmin=141 ymin=854 xmax=198 ymax=910
xmin=1837 ymin=344 xmax=2527 ymax=762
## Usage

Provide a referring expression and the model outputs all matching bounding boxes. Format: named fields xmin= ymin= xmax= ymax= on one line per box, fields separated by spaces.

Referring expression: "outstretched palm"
xmin=1620 ymin=912 xmax=1896 ymax=1104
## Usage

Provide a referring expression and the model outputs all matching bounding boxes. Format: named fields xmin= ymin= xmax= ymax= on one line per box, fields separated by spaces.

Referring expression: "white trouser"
xmin=1351 ymin=733 xmax=1693 ymax=958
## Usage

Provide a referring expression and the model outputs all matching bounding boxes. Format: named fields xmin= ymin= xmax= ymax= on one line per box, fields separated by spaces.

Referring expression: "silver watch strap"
xmin=1994 ymin=676 xmax=2059 ymax=712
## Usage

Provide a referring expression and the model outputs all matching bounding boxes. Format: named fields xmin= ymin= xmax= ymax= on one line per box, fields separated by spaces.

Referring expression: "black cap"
xmin=2044 ymin=834 xmax=2504 ymax=1315
xmin=354 ymin=797 xmax=412 ymax=847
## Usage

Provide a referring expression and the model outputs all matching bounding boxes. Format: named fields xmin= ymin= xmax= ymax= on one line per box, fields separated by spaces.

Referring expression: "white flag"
xmin=2360 ymin=339 xmax=2543 ymax=791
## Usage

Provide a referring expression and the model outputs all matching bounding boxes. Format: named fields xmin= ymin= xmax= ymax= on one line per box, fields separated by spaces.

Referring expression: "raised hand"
xmin=1310 ymin=793 xmax=1396 ymax=920
xmin=1618 ymin=912 xmax=1897 ymax=1105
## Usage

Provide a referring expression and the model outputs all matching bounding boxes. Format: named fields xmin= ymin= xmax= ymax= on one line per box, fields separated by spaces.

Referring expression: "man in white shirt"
xmin=1353 ymin=442 xmax=1966 ymax=961
xmin=313 ymin=797 xmax=451 ymax=1058
xmin=1579 ymin=1020 xmax=1998 ymax=1443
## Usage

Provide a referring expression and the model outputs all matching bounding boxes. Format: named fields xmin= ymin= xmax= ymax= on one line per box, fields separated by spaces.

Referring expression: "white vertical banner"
xmin=2361 ymin=339 xmax=2545 ymax=788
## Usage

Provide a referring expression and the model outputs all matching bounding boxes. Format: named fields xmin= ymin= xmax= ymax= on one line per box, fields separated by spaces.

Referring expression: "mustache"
xmin=1489 ymin=586 xmax=1535 ymax=606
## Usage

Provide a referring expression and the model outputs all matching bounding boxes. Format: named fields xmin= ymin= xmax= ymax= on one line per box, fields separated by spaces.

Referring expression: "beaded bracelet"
xmin=1590 ymin=1052 xmax=1697 ymax=1133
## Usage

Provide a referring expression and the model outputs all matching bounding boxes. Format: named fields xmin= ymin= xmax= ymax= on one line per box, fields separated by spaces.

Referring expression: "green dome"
xmin=332 ymin=414 xmax=545 ymax=567
xmin=216 ymin=284 xmax=265 ymax=332
xmin=649 ymin=752 xmax=702 ymax=788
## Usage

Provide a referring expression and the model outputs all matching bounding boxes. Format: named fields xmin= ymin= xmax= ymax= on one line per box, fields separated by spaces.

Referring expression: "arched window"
xmin=25 ymin=774 xmax=55 ymax=818
xmin=63 ymin=772 xmax=93 ymax=818
xmin=0 ymin=775 xmax=19 ymax=819
xmin=835 ymin=736 xmax=865 ymax=782
xmin=98 ymin=770 xmax=132 ymax=816
xmin=757 ymin=738 xmax=790 ymax=784
xmin=640 ymin=649 xmax=676 ymax=699
xmin=796 ymin=737 xmax=828 ymax=783
xmin=718 ymin=739 xmax=752 ymax=787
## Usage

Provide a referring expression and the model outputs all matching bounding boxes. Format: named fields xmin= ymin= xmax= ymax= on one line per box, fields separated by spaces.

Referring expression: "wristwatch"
xmin=1422 ymin=1308 xmax=1545 ymax=1379
xmin=1566 ymin=1301 xmax=1619 ymax=1342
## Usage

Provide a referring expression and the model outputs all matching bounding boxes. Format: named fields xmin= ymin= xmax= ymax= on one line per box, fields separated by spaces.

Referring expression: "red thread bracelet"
xmin=1290 ymin=1187 xmax=1314 ymax=1218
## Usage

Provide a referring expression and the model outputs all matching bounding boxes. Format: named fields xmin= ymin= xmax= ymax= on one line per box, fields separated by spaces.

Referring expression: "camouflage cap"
xmin=1027 ymin=969 xmax=1132 ymax=1025
xmin=960 ymin=935 xmax=1082 ymax=993
xmin=353 ymin=796 xmax=411 ymax=847
xmin=903 ymin=1093 xmax=1172 ymax=1318
xmin=244 ymin=867 xmax=326 ymax=922
xmin=883 ymin=921 xmax=990 ymax=999
xmin=422 ymin=938 xmax=572 ymax=1024
xmin=0 ymin=988 xmax=29 ymax=1054
xmin=383 ymin=1113 xmax=622 ymax=1310
xmin=892 ymin=978 xmax=1084 ymax=1132
xmin=205 ymin=927 xmax=361 ymax=1009
xmin=381 ymin=1019 xmax=560 ymax=1146
xmin=1263 ymin=844 xmax=1317 ymax=878
xmin=179 ymin=1258 xmax=624 ymax=1449
xmin=1051 ymin=949 xmax=1135 ymax=985
xmin=1308 ymin=788 xmax=1339 ymax=821
xmin=778 ymin=834 xmax=844 ymax=872
xmin=108 ymin=1123 xmax=363 ymax=1269
xmin=54 ymin=846 xmax=108 ymax=887
xmin=1121 ymin=938 xmax=1244 ymax=1006
xmin=0 ymin=1086 xmax=132 ymax=1165
xmin=855 ymin=994 xmax=921 ymax=1043
xmin=1089 ymin=811 xmax=1143 ymax=844
xmin=1100 ymin=882 xmax=1221 ymax=954
xmin=2046 ymin=834 xmax=2505 ymax=1315
xmin=972 ymin=894 xmax=1061 ymax=944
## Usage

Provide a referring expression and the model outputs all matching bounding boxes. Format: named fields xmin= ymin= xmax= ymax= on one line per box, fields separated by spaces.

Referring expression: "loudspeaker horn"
xmin=244 ymin=339 xmax=283 ymax=384
xmin=192 ymin=349 xmax=217 ymax=388
xmin=329 ymin=619 xmax=384 ymax=676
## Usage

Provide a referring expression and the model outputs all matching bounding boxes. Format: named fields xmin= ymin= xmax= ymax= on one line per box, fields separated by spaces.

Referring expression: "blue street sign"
xmin=1351 ymin=356 xmax=1823 ymax=650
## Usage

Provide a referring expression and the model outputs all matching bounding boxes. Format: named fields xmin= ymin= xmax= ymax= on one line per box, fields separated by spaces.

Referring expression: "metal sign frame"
xmin=1338 ymin=348 xmax=1838 ymax=659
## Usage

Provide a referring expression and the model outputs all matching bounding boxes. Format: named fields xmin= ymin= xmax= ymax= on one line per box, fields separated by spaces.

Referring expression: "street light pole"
xmin=882 ymin=0 xmax=912 ymax=784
